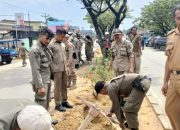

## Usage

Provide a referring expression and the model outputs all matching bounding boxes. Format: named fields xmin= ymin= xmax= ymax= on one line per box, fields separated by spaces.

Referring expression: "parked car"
xmin=0 ymin=39 xmax=19 ymax=65
xmin=0 ymin=49 xmax=12 ymax=64
xmin=145 ymin=37 xmax=152 ymax=47
xmin=153 ymin=37 xmax=167 ymax=51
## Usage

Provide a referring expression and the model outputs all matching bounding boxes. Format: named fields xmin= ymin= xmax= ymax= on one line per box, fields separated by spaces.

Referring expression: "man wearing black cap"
xmin=48 ymin=29 xmax=73 ymax=112
xmin=29 ymin=28 xmax=54 ymax=110
xmin=94 ymin=74 xmax=151 ymax=130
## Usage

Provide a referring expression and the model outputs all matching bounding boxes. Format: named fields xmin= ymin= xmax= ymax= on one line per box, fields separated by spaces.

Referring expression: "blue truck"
xmin=0 ymin=39 xmax=19 ymax=65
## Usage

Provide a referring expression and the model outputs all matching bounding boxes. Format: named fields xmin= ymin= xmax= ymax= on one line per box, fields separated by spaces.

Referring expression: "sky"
xmin=0 ymin=0 xmax=154 ymax=30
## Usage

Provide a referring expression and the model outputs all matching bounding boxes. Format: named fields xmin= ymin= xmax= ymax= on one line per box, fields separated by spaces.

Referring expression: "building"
xmin=0 ymin=19 xmax=46 ymax=40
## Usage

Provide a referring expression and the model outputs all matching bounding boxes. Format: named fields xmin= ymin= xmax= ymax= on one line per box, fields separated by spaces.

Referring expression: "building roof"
xmin=1 ymin=19 xmax=45 ymax=24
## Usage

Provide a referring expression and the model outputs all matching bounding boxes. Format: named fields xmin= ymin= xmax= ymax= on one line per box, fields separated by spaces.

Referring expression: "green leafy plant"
xmin=87 ymin=58 xmax=114 ymax=86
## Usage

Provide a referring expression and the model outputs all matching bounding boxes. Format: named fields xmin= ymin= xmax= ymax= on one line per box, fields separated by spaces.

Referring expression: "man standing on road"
xmin=29 ymin=28 xmax=54 ymax=110
xmin=48 ymin=29 xmax=73 ymax=112
xmin=18 ymin=42 xmax=29 ymax=67
xmin=130 ymin=26 xmax=142 ymax=74
xmin=63 ymin=34 xmax=77 ymax=90
xmin=162 ymin=5 xmax=180 ymax=130
xmin=109 ymin=28 xmax=134 ymax=76
xmin=94 ymin=74 xmax=151 ymax=130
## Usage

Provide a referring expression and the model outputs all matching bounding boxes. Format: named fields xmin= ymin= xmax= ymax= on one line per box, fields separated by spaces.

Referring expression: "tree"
xmin=68 ymin=0 xmax=129 ymax=58
xmin=75 ymin=0 xmax=128 ymax=38
xmin=105 ymin=0 xmax=127 ymax=28
xmin=135 ymin=0 xmax=179 ymax=35
xmin=84 ymin=4 xmax=131 ymax=37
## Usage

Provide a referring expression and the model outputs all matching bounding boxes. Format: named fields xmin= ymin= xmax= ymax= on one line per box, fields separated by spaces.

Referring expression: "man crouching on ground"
xmin=94 ymin=73 xmax=151 ymax=130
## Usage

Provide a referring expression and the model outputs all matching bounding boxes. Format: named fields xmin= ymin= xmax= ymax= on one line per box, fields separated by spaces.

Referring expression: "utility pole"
xmin=41 ymin=13 xmax=49 ymax=26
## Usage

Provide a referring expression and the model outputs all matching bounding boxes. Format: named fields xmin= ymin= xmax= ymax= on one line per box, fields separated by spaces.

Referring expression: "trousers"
xmin=124 ymin=78 xmax=151 ymax=129
xmin=54 ymin=72 xmax=68 ymax=105
xmin=134 ymin=56 xmax=141 ymax=74
xmin=35 ymin=83 xmax=51 ymax=110
xmin=165 ymin=74 xmax=180 ymax=130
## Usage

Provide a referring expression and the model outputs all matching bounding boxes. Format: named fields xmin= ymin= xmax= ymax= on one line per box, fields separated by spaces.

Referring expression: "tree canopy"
xmin=134 ymin=0 xmax=179 ymax=35
xmin=72 ymin=0 xmax=128 ymax=40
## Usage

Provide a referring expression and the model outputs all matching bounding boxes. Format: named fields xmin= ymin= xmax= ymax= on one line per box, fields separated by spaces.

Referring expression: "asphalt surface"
xmin=0 ymin=60 xmax=34 ymax=100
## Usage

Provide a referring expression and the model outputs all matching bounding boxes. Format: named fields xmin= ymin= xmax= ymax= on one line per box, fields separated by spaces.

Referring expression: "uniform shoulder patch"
xmin=167 ymin=29 xmax=175 ymax=36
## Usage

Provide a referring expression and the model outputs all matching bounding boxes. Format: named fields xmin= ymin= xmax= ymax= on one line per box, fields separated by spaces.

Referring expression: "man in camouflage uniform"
xmin=29 ymin=28 xmax=54 ymax=110
xmin=18 ymin=42 xmax=29 ymax=67
xmin=130 ymin=26 xmax=142 ymax=74
xmin=76 ymin=34 xmax=85 ymax=64
xmin=162 ymin=5 xmax=180 ymax=130
xmin=63 ymin=34 xmax=77 ymax=90
xmin=109 ymin=28 xmax=134 ymax=76
xmin=71 ymin=33 xmax=80 ymax=69
xmin=84 ymin=35 xmax=94 ymax=65
xmin=94 ymin=73 xmax=151 ymax=130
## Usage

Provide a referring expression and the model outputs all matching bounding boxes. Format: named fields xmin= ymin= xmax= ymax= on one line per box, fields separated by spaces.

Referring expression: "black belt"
xmin=171 ymin=71 xmax=180 ymax=75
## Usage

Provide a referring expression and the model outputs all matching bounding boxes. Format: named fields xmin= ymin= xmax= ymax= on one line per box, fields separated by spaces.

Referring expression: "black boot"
xmin=51 ymin=119 xmax=58 ymax=125
xmin=62 ymin=102 xmax=73 ymax=109
xmin=55 ymin=105 xmax=66 ymax=112
xmin=131 ymin=128 xmax=139 ymax=130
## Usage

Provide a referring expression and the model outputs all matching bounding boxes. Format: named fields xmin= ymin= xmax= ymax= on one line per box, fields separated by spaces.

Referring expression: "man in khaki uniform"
xmin=18 ymin=42 xmax=29 ymax=67
xmin=29 ymin=28 xmax=54 ymax=110
xmin=48 ymin=29 xmax=73 ymax=112
xmin=109 ymin=28 xmax=134 ymax=76
xmin=63 ymin=34 xmax=77 ymax=90
xmin=162 ymin=5 xmax=180 ymax=130
xmin=94 ymin=74 xmax=151 ymax=130
xmin=130 ymin=27 xmax=142 ymax=74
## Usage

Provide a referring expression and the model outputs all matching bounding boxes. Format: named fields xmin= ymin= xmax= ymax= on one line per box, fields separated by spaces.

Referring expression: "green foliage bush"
xmin=86 ymin=58 xmax=114 ymax=86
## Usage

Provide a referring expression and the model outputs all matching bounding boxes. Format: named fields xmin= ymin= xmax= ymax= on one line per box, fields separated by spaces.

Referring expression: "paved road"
xmin=0 ymin=61 xmax=34 ymax=100
xmin=141 ymin=47 xmax=172 ymax=129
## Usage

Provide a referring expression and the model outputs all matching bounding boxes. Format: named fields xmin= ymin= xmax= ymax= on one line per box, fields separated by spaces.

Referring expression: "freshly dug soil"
xmin=50 ymin=49 xmax=164 ymax=130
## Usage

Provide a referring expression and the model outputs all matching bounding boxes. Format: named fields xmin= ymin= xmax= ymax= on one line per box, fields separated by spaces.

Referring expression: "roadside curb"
xmin=146 ymin=89 xmax=172 ymax=130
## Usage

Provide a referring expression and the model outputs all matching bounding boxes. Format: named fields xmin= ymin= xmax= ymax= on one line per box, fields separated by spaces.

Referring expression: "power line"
xmin=0 ymin=15 xmax=14 ymax=16
xmin=0 ymin=0 xmax=44 ymax=14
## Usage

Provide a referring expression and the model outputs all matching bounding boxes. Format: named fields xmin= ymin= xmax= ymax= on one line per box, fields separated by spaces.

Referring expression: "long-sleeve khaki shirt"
xmin=106 ymin=74 xmax=140 ymax=123
xmin=29 ymin=41 xmax=53 ymax=89
xmin=48 ymin=38 xmax=67 ymax=72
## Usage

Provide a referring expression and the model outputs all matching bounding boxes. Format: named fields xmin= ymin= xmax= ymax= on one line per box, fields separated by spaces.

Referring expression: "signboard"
xmin=15 ymin=13 xmax=25 ymax=26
